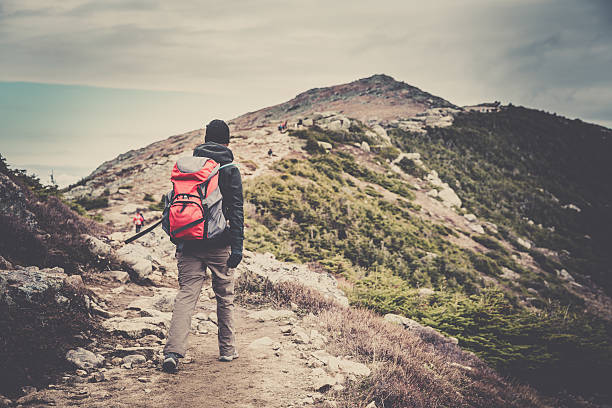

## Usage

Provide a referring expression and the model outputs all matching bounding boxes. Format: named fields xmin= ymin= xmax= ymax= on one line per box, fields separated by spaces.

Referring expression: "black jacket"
xmin=182 ymin=142 xmax=244 ymax=254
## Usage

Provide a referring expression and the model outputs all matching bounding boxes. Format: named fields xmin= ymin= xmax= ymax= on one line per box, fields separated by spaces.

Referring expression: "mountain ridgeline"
xmin=59 ymin=75 xmax=612 ymax=403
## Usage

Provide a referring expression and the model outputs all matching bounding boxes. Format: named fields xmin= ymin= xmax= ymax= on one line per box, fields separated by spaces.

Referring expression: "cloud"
xmin=0 ymin=0 xmax=610 ymax=129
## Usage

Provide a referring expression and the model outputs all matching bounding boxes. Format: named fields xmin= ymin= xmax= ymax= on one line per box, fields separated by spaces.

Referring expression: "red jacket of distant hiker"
xmin=133 ymin=214 xmax=144 ymax=226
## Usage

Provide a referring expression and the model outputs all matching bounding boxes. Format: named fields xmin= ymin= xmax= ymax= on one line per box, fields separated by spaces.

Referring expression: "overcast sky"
xmin=1 ymin=0 xmax=611 ymax=186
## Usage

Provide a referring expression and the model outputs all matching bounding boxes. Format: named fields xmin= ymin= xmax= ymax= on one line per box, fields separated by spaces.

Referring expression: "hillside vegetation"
xmin=243 ymin=109 xmax=612 ymax=399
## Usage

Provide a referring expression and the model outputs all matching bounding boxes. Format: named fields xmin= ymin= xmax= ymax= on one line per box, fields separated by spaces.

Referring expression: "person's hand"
xmin=227 ymin=252 xmax=242 ymax=268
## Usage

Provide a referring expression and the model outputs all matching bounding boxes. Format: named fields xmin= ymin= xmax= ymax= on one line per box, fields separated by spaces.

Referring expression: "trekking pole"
xmin=124 ymin=219 xmax=163 ymax=244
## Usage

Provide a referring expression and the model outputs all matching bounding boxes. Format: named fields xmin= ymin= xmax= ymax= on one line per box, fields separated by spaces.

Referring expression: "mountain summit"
xmin=232 ymin=74 xmax=455 ymax=129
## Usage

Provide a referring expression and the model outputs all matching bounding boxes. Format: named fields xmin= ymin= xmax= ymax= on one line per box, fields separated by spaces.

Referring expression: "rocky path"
xmin=10 ymin=246 xmax=359 ymax=408
xmin=43 ymin=304 xmax=325 ymax=407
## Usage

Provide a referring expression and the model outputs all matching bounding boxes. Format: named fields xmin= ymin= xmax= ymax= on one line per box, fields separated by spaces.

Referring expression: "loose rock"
xmin=66 ymin=347 xmax=105 ymax=370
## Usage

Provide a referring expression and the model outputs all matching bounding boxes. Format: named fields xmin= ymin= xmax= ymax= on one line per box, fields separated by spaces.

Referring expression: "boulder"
xmin=464 ymin=214 xmax=477 ymax=223
xmin=360 ymin=141 xmax=371 ymax=152
xmin=370 ymin=124 xmax=391 ymax=143
xmin=468 ymin=223 xmax=485 ymax=234
xmin=557 ymin=269 xmax=575 ymax=282
xmin=115 ymin=245 xmax=154 ymax=281
xmin=438 ymin=187 xmax=462 ymax=208
xmin=317 ymin=141 xmax=333 ymax=151
xmin=516 ymin=237 xmax=532 ymax=250
xmin=63 ymin=275 xmax=85 ymax=292
xmin=82 ymin=235 xmax=112 ymax=258
xmin=66 ymin=348 xmax=105 ymax=370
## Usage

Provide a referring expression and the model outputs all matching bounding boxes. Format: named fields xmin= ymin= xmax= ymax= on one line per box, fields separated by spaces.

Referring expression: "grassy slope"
xmin=242 ymin=111 xmax=612 ymax=400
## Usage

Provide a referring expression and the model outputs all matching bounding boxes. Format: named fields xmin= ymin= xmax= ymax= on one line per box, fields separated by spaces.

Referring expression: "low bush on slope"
xmin=0 ymin=155 xmax=103 ymax=395
xmin=0 ymin=154 xmax=105 ymax=273
xmin=243 ymin=139 xmax=612 ymax=398
xmin=236 ymin=273 xmax=549 ymax=408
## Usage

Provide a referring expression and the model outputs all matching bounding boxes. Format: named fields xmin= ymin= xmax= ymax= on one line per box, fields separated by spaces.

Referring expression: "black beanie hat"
xmin=205 ymin=119 xmax=230 ymax=144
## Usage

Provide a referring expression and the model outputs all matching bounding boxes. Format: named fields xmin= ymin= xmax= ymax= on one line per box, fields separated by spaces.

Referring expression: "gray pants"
xmin=163 ymin=245 xmax=236 ymax=357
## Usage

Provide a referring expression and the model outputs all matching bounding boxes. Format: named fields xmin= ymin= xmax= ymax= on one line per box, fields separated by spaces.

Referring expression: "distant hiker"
xmin=133 ymin=211 xmax=144 ymax=233
xmin=268 ymin=148 xmax=273 ymax=157
xmin=162 ymin=119 xmax=244 ymax=373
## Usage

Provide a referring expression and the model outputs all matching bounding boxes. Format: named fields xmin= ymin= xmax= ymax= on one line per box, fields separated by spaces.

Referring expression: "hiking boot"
xmin=162 ymin=352 xmax=180 ymax=372
xmin=218 ymin=351 xmax=239 ymax=362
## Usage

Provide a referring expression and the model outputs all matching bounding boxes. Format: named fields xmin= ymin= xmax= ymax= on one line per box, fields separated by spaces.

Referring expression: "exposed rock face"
xmin=0 ymin=266 xmax=92 ymax=395
xmin=236 ymin=251 xmax=349 ymax=306
xmin=0 ymin=266 xmax=71 ymax=304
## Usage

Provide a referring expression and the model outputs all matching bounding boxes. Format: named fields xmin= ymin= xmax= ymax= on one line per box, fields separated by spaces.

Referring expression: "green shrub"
xmin=74 ymin=196 xmax=109 ymax=210
xmin=398 ymin=157 xmax=427 ymax=178
xmin=378 ymin=146 xmax=401 ymax=161
xmin=148 ymin=195 xmax=165 ymax=211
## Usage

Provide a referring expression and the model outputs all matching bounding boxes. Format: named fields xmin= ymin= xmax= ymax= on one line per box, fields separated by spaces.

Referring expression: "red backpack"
xmin=161 ymin=156 xmax=234 ymax=241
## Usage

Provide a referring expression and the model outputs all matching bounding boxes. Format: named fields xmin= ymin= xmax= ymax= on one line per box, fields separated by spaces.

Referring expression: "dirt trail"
xmin=43 ymin=280 xmax=323 ymax=408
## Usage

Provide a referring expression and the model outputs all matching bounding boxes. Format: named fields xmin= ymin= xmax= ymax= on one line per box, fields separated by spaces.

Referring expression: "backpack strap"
xmin=219 ymin=163 xmax=239 ymax=171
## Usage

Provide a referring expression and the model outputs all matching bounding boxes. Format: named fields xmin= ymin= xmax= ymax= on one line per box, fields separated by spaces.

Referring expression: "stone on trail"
xmin=102 ymin=317 xmax=165 ymax=339
xmin=247 ymin=308 xmax=295 ymax=322
xmin=82 ymin=234 xmax=112 ymax=258
xmin=337 ymin=359 xmax=370 ymax=377
xmin=311 ymin=367 xmax=336 ymax=392
xmin=115 ymin=246 xmax=154 ymax=281
xmin=66 ymin=347 xmax=105 ymax=370
xmin=63 ymin=274 xmax=85 ymax=292
xmin=291 ymin=326 xmax=310 ymax=344
xmin=123 ymin=354 xmax=147 ymax=366
xmin=127 ymin=288 xmax=176 ymax=312
xmin=107 ymin=270 xmax=130 ymax=283
xmin=247 ymin=336 xmax=279 ymax=359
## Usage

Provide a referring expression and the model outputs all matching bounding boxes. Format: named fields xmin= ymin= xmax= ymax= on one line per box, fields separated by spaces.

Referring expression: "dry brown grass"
xmin=318 ymin=307 xmax=549 ymax=408
xmin=236 ymin=272 xmax=554 ymax=408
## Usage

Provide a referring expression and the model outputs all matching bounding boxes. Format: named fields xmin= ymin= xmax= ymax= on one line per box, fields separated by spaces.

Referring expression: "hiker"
xmin=268 ymin=148 xmax=273 ymax=157
xmin=162 ymin=119 xmax=244 ymax=372
xmin=133 ymin=211 xmax=144 ymax=233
